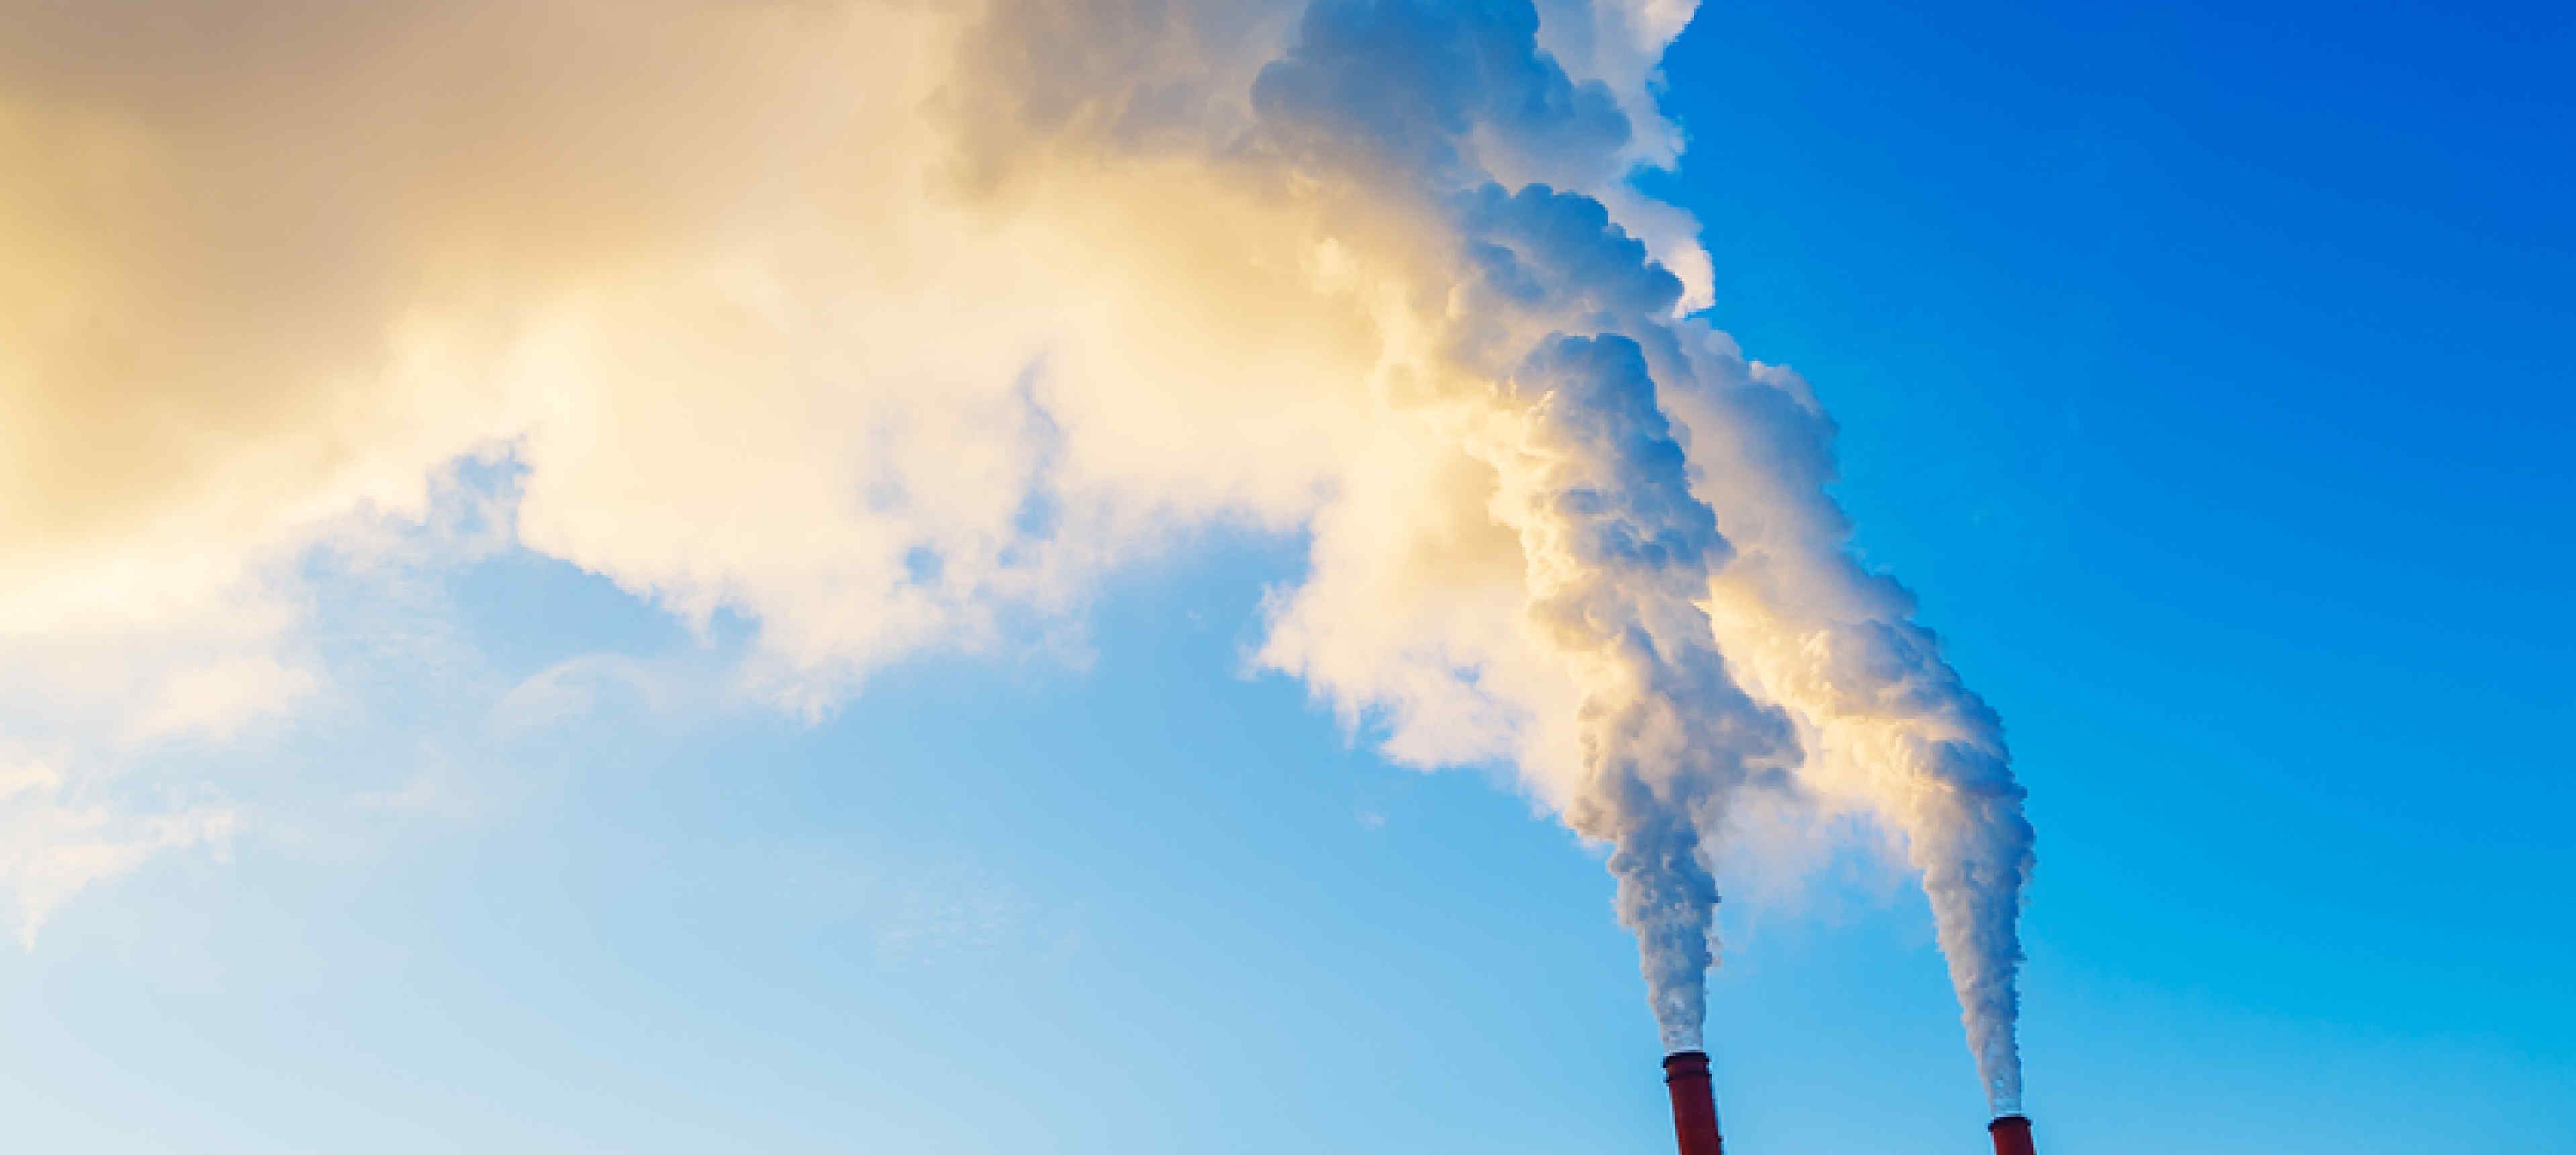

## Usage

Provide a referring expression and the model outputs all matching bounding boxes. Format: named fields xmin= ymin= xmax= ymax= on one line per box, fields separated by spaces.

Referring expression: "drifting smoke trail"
xmin=0 ymin=0 xmax=2033 ymax=1105
xmin=1243 ymin=0 xmax=2029 ymax=1076
xmin=1246 ymin=7 xmax=1800 ymax=1054
xmin=1687 ymin=355 xmax=2041 ymax=1107
xmin=1460 ymin=328 xmax=1796 ymax=1054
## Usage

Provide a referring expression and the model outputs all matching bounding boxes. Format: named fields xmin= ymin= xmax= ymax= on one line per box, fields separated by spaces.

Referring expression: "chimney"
xmin=1988 ymin=1114 xmax=2036 ymax=1155
xmin=1661 ymin=1051 xmax=1724 ymax=1155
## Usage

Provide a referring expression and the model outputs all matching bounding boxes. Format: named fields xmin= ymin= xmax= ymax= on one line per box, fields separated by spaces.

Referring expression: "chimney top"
xmin=1661 ymin=1052 xmax=1723 ymax=1155
xmin=1988 ymin=1113 xmax=2037 ymax=1155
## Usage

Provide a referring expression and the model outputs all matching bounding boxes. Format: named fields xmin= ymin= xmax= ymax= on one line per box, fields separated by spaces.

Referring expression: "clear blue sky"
xmin=5 ymin=1 xmax=2571 ymax=1152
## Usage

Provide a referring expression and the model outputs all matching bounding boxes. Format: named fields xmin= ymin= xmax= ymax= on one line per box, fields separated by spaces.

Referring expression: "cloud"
xmin=129 ymin=656 xmax=318 ymax=744
xmin=0 ymin=753 xmax=236 ymax=945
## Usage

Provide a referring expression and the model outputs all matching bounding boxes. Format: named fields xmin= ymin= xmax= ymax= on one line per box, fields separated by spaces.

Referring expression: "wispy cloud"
xmin=0 ymin=753 xmax=236 ymax=946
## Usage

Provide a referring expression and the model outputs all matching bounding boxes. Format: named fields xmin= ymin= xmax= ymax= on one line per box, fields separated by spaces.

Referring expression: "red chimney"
xmin=1989 ymin=1114 xmax=2036 ymax=1155
xmin=1661 ymin=1051 xmax=1724 ymax=1155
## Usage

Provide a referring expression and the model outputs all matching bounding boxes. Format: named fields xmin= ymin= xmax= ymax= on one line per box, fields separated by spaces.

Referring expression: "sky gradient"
xmin=2 ymin=1 xmax=2571 ymax=1152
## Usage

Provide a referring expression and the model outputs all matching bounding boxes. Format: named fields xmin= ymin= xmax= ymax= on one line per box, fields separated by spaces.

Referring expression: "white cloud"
xmin=0 ymin=753 xmax=236 ymax=945
xmin=130 ymin=656 xmax=318 ymax=744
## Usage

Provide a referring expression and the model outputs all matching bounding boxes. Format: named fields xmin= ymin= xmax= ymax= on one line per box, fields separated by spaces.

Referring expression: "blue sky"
xmin=3 ymin=1 xmax=2571 ymax=1152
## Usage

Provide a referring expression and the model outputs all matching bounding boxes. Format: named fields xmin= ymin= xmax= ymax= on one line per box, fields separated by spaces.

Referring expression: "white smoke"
xmin=0 ymin=0 xmax=2031 ymax=1107
xmin=1677 ymin=357 xmax=2039 ymax=1109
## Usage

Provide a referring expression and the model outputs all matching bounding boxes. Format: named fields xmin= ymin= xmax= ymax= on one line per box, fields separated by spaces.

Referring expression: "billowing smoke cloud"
xmin=1679 ymin=353 xmax=2039 ymax=1109
xmin=0 ymin=0 xmax=2031 ymax=1109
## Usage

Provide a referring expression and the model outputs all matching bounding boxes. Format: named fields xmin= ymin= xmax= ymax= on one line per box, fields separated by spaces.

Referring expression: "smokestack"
xmin=1661 ymin=1051 xmax=1723 ymax=1155
xmin=1988 ymin=1114 xmax=2036 ymax=1155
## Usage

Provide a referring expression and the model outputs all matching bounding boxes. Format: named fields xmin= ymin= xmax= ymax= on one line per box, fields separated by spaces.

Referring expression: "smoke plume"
xmin=0 ymin=0 xmax=2031 ymax=1106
